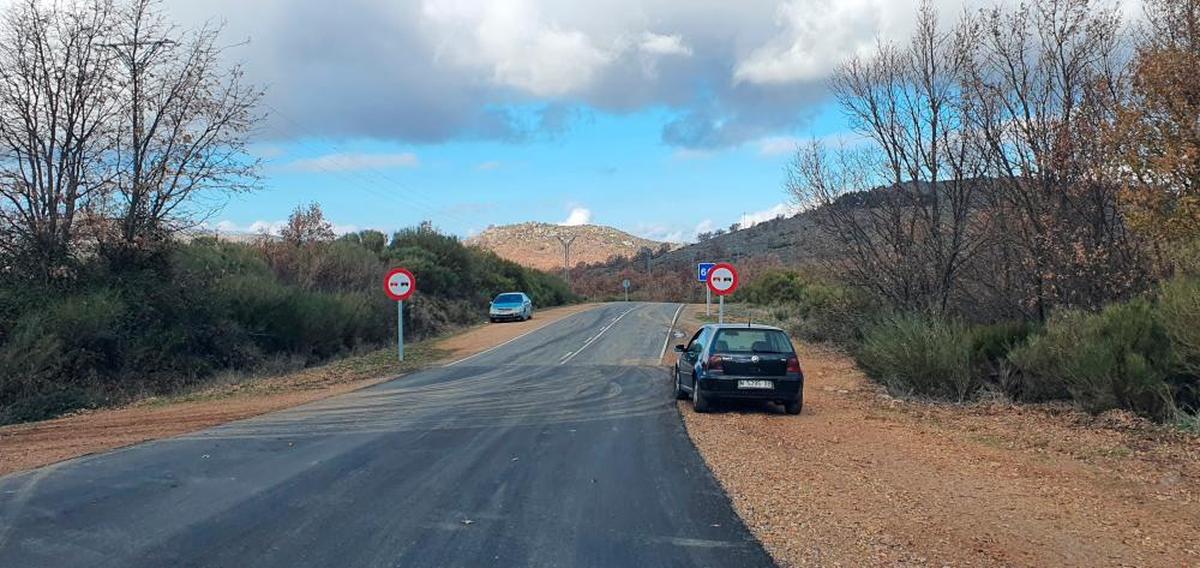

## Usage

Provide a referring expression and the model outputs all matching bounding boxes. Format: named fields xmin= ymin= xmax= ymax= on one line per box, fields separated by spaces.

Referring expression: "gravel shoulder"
xmin=0 ymin=303 xmax=597 ymax=477
xmin=672 ymin=305 xmax=1200 ymax=567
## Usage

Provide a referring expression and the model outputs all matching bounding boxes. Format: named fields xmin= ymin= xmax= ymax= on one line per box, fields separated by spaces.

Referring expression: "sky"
xmin=154 ymin=0 xmax=1131 ymax=242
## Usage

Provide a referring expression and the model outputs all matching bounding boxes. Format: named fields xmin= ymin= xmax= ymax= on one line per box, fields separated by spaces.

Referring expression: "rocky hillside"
xmin=467 ymin=222 xmax=673 ymax=271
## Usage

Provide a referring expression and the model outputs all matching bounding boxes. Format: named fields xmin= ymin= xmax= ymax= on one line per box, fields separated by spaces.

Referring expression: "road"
xmin=0 ymin=302 xmax=774 ymax=568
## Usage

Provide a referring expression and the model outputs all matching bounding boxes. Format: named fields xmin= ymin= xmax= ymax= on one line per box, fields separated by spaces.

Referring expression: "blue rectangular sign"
xmin=697 ymin=262 xmax=715 ymax=283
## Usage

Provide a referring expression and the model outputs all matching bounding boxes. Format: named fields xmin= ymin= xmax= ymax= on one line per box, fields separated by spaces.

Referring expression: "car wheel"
xmin=692 ymin=378 xmax=711 ymax=413
xmin=673 ymin=370 xmax=687 ymax=400
xmin=784 ymin=394 xmax=803 ymax=415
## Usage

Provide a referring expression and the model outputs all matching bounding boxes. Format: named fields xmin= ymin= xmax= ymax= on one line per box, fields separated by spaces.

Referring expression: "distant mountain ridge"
xmin=467 ymin=222 xmax=675 ymax=272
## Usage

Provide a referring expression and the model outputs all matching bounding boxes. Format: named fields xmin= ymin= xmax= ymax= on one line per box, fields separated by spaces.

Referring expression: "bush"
xmin=1008 ymin=301 xmax=1175 ymax=420
xmin=1158 ymin=276 xmax=1200 ymax=411
xmin=857 ymin=313 xmax=979 ymax=401
xmin=738 ymin=270 xmax=876 ymax=343
xmin=0 ymin=226 xmax=574 ymax=425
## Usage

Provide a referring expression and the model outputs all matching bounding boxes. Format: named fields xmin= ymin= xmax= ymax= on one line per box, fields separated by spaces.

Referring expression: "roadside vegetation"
xmin=724 ymin=0 xmax=1200 ymax=428
xmin=0 ymin=0 xmax=571 ymax=425
xmin=0 ymin=207 xmax=572 ymax=425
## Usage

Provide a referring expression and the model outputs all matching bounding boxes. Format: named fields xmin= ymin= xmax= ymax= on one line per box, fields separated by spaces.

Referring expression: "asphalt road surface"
xmin=0 ymin=303 xmax=774 ymax=568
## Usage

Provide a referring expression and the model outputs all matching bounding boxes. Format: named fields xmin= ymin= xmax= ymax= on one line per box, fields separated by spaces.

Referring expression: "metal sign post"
xmin=697 ymin=263 xmax=715 ymax=316
xmin=706 ymin=263 xmax=739 ymax=324
xmin=623 ymin=278 xmax=631 ymax=302
xmin=384 ymin=267 xmax=417 ymax=362
xmin=397 ymin=300 xmax=405 ymax=361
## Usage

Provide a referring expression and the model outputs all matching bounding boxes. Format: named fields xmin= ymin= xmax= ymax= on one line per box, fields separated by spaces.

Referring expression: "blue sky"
xmin=161 ymin=0 xmax=1056 ymax=242
xmin=228 ymin=104 xmax=850 ymax=242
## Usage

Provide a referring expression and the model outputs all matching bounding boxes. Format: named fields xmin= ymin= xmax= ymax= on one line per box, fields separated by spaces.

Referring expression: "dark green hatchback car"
xmin=672 ymin=324 xmax=804 ymax=414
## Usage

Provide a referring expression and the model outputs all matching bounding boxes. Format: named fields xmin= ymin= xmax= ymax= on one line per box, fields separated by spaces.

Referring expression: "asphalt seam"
xmin=558 ymin=305 xmax=640 ymax=365
xmin=442 ymin=305 xmax=600 ymax=367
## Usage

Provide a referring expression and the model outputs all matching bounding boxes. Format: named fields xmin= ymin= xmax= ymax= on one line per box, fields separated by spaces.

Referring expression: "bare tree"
xmin=961 ymin=0 xmax=1144 ymax=317
xmin=104 ymin=0 xmax=261 ymax=253
xmin=0 ymin=0 xmax=118 ymax=280
xmin=789 ymin=3 xmax=986 ymax=315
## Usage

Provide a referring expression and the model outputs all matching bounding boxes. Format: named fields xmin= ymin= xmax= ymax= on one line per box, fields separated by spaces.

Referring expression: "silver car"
xmin=489 ymin=292 xmax=533 ymax=322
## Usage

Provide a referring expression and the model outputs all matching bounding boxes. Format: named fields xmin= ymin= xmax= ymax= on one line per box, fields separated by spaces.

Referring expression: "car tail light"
xmin=786 ymin=356 xmax=802 ymax=374
xmin=707 ymin=355 xmax=723 ymax=372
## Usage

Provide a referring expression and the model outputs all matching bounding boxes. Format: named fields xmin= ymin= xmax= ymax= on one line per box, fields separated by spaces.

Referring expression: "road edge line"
xmin=659 ymin=304 xmax=685 ymax=364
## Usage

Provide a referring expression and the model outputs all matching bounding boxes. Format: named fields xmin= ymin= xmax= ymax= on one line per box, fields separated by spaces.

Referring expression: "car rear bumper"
xmin=697 ymin=375 xmax=803 ymax=401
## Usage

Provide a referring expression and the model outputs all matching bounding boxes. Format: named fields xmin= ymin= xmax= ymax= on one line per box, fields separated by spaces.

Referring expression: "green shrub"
xmin=739 ymin=270 xmax=876 ymax=344
xmin=1158 ymin=276 xmax=1200 ymax=411
xmin=0 ymin=225 xmax=573 ymax=425
xmin=970 ymin=320 xmax=1037 ymax=365
xmin=1008 ymin=301 xmax=1175 ymax=420
xmin=857 ymin=312 xmax=978 ymax=401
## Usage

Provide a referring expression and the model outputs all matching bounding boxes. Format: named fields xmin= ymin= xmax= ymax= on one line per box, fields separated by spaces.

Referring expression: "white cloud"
xmin=169 ymin=0 xmax=996 ymax=149
xmin=756 ymin=135 xmax=800 ymax=156
xmin=638 ymin=32 xmax=692 ymax=57
xmin=476 ymin=160 xmax=503 ymax=171
xmin=207 ymin=219 xmax=360 ymax=236
xmin=634 ymin=223 xmax=686 ymax=243
xmin=742 ymin=203 xmax=802 ymax=228
xmin=423 ymin=0 xmax=615 ymax=97
xmin=694 ymin=219 xmax=715 ymax=236
xmin=560 ymin=207 xmax=592 ymax=226
xmin=286 ymin=152 xmax=419 ymax=172
xmin=734 ymin=0 xmax=878 ymax=85
xmin=248 ymin=220 xmax=288 ymax=234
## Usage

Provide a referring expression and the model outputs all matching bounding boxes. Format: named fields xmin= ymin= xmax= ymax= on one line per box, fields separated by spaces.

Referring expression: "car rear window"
xmin=712 ymin=329 xmax=794 ymax=354
xmin=494 ymin=293 xmax=524 ymax=303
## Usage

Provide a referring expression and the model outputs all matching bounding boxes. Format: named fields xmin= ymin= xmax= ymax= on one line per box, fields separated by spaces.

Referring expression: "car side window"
xmin=687 ymin=329 xmax=706 ymax=353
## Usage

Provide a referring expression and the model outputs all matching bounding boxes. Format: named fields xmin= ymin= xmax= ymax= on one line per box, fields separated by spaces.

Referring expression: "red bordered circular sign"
xmin=706 ymin=263 xmax=739 ymax=296
xmin=383 ymin=267 xmax=416 ymax=301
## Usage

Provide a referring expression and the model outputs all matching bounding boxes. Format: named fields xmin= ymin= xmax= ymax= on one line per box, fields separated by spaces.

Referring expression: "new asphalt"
xmin=0 ymin=302 xmax=774 ymax=567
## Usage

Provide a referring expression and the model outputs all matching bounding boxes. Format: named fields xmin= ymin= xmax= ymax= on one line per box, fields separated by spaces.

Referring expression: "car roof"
xmin=704 ymin=323 xmax=785 ymax=332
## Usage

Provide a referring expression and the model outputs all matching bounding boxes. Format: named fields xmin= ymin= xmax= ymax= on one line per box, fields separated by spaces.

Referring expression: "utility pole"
xmin=556 ymin=234 xmax=577 ymax=290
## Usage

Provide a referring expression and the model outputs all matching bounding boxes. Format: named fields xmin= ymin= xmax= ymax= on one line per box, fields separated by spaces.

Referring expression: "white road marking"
xmin=659 ymin=304 xmax=685 ymax=364
xmin=559 ymin=306 xmax=639 ymax=365
xmin=443 ymin=306 xmax=600 ymax=367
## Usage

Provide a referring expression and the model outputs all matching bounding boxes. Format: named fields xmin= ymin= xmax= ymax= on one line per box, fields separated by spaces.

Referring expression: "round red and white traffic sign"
xmin=384 ymin=267 xmax=416 ymax=301
xmin=706 ymin=263 xmax=739 ymax=296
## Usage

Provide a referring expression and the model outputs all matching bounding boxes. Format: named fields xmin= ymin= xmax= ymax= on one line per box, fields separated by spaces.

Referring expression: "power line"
xmin=259 ymin=103 xmax=478 ymax=231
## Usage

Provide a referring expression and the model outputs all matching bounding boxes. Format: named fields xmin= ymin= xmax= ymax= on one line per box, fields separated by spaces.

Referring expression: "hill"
xmin=467 ymin=222 xmax=674 ymax=272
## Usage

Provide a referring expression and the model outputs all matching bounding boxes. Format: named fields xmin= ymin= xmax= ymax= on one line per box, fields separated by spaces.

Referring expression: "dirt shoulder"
xmin=673 ymin=305 xmax=1200 ymax=567
xmin=0 ymin=303 xmax=597 ymax=478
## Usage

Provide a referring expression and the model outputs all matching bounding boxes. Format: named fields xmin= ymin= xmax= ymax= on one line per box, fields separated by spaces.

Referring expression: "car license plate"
xmin=738 ymin=380 xmax=773 ymax=390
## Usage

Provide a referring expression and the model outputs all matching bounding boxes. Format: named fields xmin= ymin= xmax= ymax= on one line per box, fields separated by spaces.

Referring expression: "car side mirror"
xmin=673 ymin=344 xmax=685 ymax=353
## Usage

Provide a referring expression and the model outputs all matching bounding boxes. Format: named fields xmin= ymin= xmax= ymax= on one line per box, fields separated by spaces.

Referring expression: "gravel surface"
xmin=675 ymin=306 xmax=1200 ymax=567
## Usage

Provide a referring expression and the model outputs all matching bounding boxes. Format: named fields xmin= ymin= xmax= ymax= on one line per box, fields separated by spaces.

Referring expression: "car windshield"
xmin=712 ymin=329 xmax=794 ymax=354
xmin=494 ymin=294 xmax=524 ymax=304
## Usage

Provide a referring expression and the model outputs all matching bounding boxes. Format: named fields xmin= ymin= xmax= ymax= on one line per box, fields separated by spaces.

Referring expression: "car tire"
xmin=673 ymin=370 xmax=687 ymax=400
xmin=784 ymin=395 xmax=803 ymax=415
xmin=692 ymin=379 xmax=711 ymax=413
